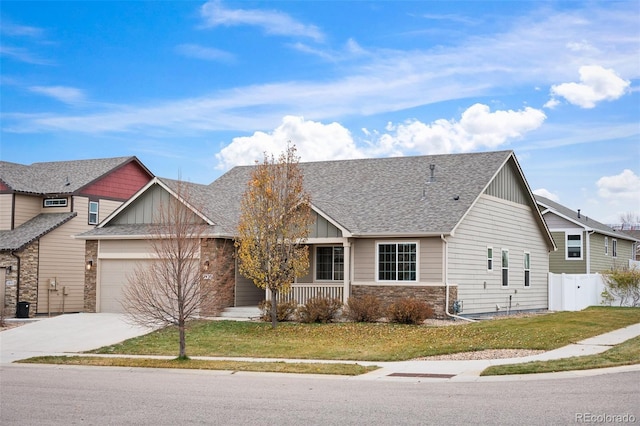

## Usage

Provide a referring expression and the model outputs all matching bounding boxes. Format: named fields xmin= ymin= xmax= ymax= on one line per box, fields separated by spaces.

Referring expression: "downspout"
xmin=441 ymin=234 xmax=476 ymax=322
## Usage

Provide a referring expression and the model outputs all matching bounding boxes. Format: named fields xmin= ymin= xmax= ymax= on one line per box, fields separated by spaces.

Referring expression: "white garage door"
xmin=99 ymin=259 xmax=153 ymax=313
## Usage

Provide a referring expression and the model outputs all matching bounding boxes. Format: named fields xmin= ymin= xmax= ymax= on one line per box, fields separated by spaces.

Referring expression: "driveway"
xmin=0 ymin=313 xmax=154 ymax=364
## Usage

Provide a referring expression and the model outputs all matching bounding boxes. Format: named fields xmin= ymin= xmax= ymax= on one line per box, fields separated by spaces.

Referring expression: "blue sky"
xmin=1 ymin=1 xmax=638 ymax=224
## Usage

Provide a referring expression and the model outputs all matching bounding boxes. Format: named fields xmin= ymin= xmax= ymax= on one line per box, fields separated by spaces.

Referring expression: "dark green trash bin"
xmin=16 ymin=301 xmax=30 ymax=318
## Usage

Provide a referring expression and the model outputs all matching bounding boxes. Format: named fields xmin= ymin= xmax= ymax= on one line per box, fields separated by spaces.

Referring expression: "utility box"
xmin=16 ymin=301 xmax=30 ymax=318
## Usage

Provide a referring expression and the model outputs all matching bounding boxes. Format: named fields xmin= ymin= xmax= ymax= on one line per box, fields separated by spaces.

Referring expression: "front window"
xmin=612 ymin=239 xmax=617 ymax=258
xmin=566 ymin=233 xmax=582 ymax=259
xmin=524 ymin=252 xmax=530 ymax=287
xmin=316 ymin=246 xmax=344 ymax=281
xmin=487 ymin=247 xmax=493 ymax=271
xmin=44 ymin=198 xmax=67 ymax=207
xmin=378 ymin=242 xmax=417 ymax=281
xmin=88 ymin=201 xmax=99 ymax=225
xmin=501 ymin=249 xmax=509 ymax=287
xmin=605 ymin=237 xmax=609 ymax=256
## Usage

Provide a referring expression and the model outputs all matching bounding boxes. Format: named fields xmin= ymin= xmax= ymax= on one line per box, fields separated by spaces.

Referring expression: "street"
xmin=1 ymin=365 xmax=638 ymax=425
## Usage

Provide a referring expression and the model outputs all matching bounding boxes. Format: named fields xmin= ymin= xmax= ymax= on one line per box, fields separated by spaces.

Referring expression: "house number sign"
xmin=202 ymin=274 xmax=214 ymax=280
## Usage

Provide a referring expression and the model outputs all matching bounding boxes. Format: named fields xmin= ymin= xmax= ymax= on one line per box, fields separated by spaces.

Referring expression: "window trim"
xmin=604 ymin=237 xmax=609 ymax=256
xmin=612 ymin=239 xmax=617 ymax=258
xmin=501 ymin=249 xmax=509 ymax=287
xmin=88 ymin=201 xmax=99 ymax=225
xmin=565 ymin=232 xmax=583 ymax=260
xmin=315 ymin=246 xmax=344 ymax=282
xmin=375 ymin=241 xmax=419 ymax=283
xmin=487 ymin=247 xmax=493 ymax=272
xmin=43 ymin=198 xmax=68 ymax=208
xmin=524 ymin=252 xmax=531 ymax=287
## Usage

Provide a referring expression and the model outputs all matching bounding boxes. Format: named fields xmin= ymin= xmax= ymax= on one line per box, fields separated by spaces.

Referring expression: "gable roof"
xmin=0 ymin=156 xmax=152 ymax=195
xmin=86 ymin=150 xmax=553 ymax=247
xmin=0 ymin=212 xmax=77 ymax=251
xmin=535 ymin=195 xmax=637 ymax=242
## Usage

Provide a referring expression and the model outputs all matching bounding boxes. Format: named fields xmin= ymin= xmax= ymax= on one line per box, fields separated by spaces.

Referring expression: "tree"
xmin=122 ymin=180 xmax=233 ymax=359
xmin=236 ymin=145 xmax=313 ymax=328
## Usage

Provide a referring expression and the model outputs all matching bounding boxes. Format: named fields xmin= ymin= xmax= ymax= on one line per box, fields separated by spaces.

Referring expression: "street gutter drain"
xmin=388 ymin=373 xmax=456 ymax=379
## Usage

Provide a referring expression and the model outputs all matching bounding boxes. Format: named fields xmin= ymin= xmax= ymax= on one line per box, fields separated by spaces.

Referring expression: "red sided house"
xmin=0 ymin=157 xmax=153 ymax=317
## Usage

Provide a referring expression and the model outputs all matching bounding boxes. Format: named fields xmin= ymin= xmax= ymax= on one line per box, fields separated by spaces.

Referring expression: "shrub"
xmin=297 ymin=296 xmax=343 ymax=323
xmin=387 ymin=298 xmax=433 ymax=325
xmin=258 ymin=299 xmax=298 ymax=322
xmin=602 ymin=267 xmax=640 ymax=307
xmin=345 ymin=295 xmax=383 ymax=322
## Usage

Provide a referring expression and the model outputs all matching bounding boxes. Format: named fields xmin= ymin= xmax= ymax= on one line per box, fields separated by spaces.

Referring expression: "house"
xmin=79 ymin=150 xmax=556 ymax=318
xmin=0 ymin=157 xmax=154 ymax=317
xmin=535 ymin=195 xmax=638 ymax=274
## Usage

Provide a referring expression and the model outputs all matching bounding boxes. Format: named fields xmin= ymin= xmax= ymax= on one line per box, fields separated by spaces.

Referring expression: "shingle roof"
xmin=0 ymin=212 xmax=77 ymax=251
xmin=205 ymin=150 xmax=514 ymax=236
xmin=535 ymin=195 xmax=637 ymax=241
xmin=0 ymin=157 xmax=143 ymax=195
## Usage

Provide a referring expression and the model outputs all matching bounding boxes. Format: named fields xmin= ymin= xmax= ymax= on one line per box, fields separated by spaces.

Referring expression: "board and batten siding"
xmin=351 ymin=237 xmax=443 ymax=285
xmin=448 ymin=194 xmax=549 ymax=315
xmin=0 ymin=193 xmax=12 ymax=230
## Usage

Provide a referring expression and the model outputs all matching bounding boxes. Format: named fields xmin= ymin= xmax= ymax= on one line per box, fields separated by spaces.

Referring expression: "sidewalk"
xmin=2 ymin=315 xmax=639 ymax=381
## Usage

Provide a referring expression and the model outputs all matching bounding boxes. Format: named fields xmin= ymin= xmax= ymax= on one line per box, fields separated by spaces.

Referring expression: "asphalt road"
xmin=1 ymin=365 xmax=638 ymax=425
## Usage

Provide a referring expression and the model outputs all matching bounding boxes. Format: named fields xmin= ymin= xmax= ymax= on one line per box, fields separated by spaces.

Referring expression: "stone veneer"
xmin=351 ymin=284 xmax=457 ymax=319
xmin=200 ymin=238 xmax=236 ymax=316
xmin=84 ymin=240 xmax=98 ymax=312
xmin=0 ymin=241 xmax=40 ymax=318
xmin=1 ymin=253 xmax=19 ymax=316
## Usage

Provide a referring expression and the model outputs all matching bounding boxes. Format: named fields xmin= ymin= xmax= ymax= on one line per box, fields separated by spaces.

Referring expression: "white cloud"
xmin=175 ymin=44 xmax=235 ymax=63
xmin=596 ymin=169 xmax=640 ymax=203
xmin=215 ymin=116 xmax=363 ymax=169
xmin=533 ymin=188 xmax=560 ymax=202
xmin=1 ymin=21 xmax=44 ymax=38
xmin=549 ymin=65 xmax=630 ymax=109
xmin=200 ymin=0 xmax=324 ymax=42
xmin=370 ymin=104 xmax=546 ymax=155
xmin=28 ymin=85 xmax=85 ymax=104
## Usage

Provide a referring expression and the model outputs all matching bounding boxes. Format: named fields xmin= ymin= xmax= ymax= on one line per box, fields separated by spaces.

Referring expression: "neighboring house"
xmin=0 ymin=157 xmax=154 ymax=317
xmin=535 ymin=195 xmax=638 ymax=274
xmin=79 ymin=150 xmax=555 ymax=318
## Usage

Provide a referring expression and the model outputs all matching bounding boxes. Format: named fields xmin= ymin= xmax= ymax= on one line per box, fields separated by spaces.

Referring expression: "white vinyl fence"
xmin=548 ymin=269 xmax=637 ymax=311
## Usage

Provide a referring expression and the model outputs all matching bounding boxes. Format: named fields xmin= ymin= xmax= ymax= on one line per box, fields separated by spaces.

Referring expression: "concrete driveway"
xmin=0 ymin=313 xmax=154 ymax=364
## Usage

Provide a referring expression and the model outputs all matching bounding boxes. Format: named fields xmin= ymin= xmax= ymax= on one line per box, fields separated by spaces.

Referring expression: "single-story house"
xmin=535 ymin=195 xmax=638 ymax=273
xmin=79 ymin=150 xmax=556 ymax=318
xmin=0 ymin=157 xmax=154 ymax=317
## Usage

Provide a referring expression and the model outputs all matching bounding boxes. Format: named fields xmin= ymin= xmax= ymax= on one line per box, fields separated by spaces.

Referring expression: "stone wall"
xmin=13 ymin=241 xmax=39 ymax=317
xmin=351 ymin=284 xmax=457 ymax=319
xmin=1 ymin=252 xmax=19 ymax=316
xmin=200 ymin=238 xmax=236 ymax=316
xmin=84 ymin=240 xmax=98 ymax=312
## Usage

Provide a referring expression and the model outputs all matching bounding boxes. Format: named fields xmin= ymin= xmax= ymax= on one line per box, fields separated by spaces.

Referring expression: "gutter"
xmin=441 ymin=234 xmax=476 ymax=322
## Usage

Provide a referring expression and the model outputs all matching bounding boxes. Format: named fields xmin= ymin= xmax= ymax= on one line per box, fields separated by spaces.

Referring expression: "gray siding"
xmin=309 ymin=212 xmax=342 ymax=238
xmin=112 ymin=184 xmax=172 ymax=225
xmin=449 ymin=194 xmax=549 ymax=315
xmin=484 ymin=160 xmax=528 ymax=205
xmin=235 ymin=273 xmax=265 ymax=306
xmin=543 ymin=212 xmax=576 ymax=229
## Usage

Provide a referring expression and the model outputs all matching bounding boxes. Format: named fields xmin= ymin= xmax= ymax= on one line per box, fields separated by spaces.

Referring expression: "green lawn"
xmin=90 ymin=307 xmax=640 ymax=362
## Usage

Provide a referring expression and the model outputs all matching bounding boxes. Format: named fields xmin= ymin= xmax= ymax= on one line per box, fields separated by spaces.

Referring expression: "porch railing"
xmin=271 ymin=283 xmax=344 ymax=305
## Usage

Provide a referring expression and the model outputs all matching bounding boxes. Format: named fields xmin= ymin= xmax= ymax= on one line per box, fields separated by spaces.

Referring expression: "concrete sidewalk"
xmin=2 ymin=314 xmax=639 ymax=381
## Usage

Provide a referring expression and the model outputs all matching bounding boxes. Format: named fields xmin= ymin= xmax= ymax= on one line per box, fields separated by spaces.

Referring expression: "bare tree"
xmin=236 ymin=145 xmax=313 ymax=328
xmin=122 ymin=180 xmax=233 ymax=359
xmin=619 ymin=212 xmax=640 ymax=229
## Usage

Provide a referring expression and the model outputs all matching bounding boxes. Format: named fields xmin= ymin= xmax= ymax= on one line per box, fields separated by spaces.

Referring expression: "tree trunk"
xmin=271 ymin=288 xmax=278 ymax=329
xmin=178 ymin=319 xmax=187 ymax=359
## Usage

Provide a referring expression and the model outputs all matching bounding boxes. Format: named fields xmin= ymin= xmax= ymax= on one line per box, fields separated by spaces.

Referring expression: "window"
xmin=524 ymin=252 xmax=531 ymax=287
xmin=566 ymin=233 xmax=582 ymax=259
xmin=88 ymin=201 xmax=99 ymax=225
xmin=487 ymin=247 xmax=493 ymax=271
xmin=316 ymin=246 xmax=344 ymax=281
xmin=378 ymin=242 xmax=417 ymax=281
xmin=501 ymin=249 xmax=509 ymax=287
xmin=43 ymin=198 xmax=67 ymax=207
xmin=605 ymin=237 xmax=609 ymax=256
xmin=612 ymin=239 xmax=617 ymax=258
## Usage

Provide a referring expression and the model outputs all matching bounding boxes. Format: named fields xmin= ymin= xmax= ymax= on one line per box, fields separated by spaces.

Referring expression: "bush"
xmin=297 ymin=296 xmax=343 ymax=323
xmin=387 ymin=298 xmax=433 ymax=325
xmin=258 ymin=299 xmax=298 ymax=322
xmin=345 ymin=295 xmax=383 ymax=322
xmin=602 ymin=267 xmax=640 ymax=307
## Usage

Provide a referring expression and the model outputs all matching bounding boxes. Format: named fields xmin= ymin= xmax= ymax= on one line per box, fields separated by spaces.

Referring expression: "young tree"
xmin=122 ymin=180 xmax=233 ymax=359
xmin=236 ymin=145 xmax=313 ymax=328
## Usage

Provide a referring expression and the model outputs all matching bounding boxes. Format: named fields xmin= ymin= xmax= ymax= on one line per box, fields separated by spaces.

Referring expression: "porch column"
xmin=343 ymin=240 xmax=351 ymax=304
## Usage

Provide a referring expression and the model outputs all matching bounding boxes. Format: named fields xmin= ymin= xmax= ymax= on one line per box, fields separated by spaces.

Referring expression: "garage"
xmin=98 ymin=259 xmax=155 ymax=313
